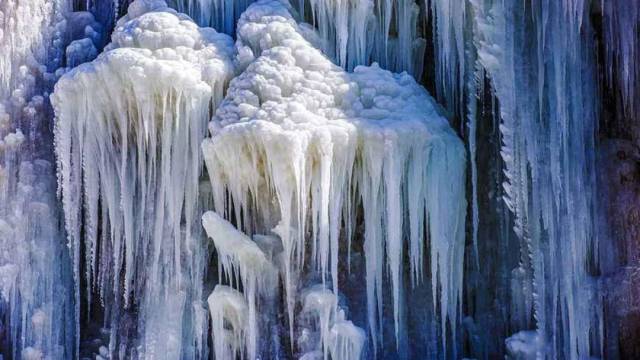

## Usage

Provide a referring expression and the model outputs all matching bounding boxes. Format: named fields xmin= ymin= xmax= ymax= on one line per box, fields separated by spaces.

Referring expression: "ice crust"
xmin=202 ymin=0 xmax=466 ymax=353
xmin=52 ymin=1 xmax=235 ymax=357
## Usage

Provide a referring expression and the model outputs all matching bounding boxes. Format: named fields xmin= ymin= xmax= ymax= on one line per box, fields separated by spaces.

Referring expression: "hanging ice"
xmin=168 ymin=0 xmax=255 ymax=35
xmin=299 ymin=285 xmax=366 ymax=360
xmin=202 ymin=0 xmax=466 ymax=355
xmin=469 ymin=0 xmax=602 ymax=358
xmin=52 ymin=0 xmax=235 ymax=357
xmin=202 ymin=211 xmax=278 ymax=359
xmin=207 ymin=285 xmax=249 ymax=360
xmin=292 ymin=0 xmax=425 ymax=78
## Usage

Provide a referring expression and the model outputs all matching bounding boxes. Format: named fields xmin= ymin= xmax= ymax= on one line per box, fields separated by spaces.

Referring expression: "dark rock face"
xmin=600 ymin=140 xmax=640 ymax=358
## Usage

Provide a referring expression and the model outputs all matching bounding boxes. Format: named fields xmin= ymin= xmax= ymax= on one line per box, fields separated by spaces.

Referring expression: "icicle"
xmin=329 ymin=320 xmax=366 ymax=360
xmin=471 ymin=0 xmax=602 ymax=358
xmin=202 ymin=211 xmax=278 ymax=359
xmin=291 ymin=0 xmax=424 ymax=78
xmin=202 ymin=0 xmax=466 ymax=354
xmin=427 ymin=0 xmax=467 ymax=115
xmin=52 ymin=1 xmax=235 ymax=357
xmin=167 ymin=0 xmax=255 ymax=35
xmin=207 ymin=285 xmax=249 ymax=360
xmin=602 ymin=0 xmax=639 ymax=131
xmin=299 ymin=285 xmax=366 ymax=360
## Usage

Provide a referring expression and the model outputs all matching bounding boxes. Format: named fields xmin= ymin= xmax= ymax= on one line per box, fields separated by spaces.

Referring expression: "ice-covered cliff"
xmin=1 ymin=0 xmax=638 ymax=358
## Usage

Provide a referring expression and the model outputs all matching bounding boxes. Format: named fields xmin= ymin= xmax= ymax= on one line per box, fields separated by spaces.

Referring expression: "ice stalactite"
xmin=202 ymin=211 xmax=278 ymax=359
xmin=299 ymin=286 xmax=366 ymax=360
xmin=470 ymin=0 xmax=602 ymax=358
xmin=602 ymin=0 xmax=640 ymax=134
xmin=291 ymin=0 xmax=425 ymax=79
xmin=427 ymin=0 xmax=467 ymax=116
xmin=202 ymin=0 xmax=466 ymax=356
xmin=168 ymin=0 xmax=255 ymax=35
xmin=52 ymin=0 xmax=235 ymax=357
xmin=207 ymin=285 xmax=249 ymax=360
xmin=0 ymin=0 xmax=84 ymax=358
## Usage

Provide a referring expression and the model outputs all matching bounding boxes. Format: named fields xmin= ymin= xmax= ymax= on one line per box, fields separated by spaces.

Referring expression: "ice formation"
xmin=202 ymin=211 xmax=278 ymax=359
xmin=470 ymin=1 xmax=602 ymax=358
xmin=207 ymin=285 xmax=249 ymax=360
xmin=52 ymin=1 xmax=234 ymax=357
xmin=0 ymin=0 xmax=101 ymax=357
xmin=2 ymin=0 xmax=638 ymax=358
xmin=169 ymin=0 xmax=254 ymax=35
xmin=202 ymin=0 xmax=465 ymax=355
xmin=300 ymin=286 xmax=366 ymax=360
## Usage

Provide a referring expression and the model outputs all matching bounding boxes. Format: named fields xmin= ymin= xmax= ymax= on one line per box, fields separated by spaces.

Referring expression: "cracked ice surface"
xmin=202 ymin=0 xmax=466 ymax=355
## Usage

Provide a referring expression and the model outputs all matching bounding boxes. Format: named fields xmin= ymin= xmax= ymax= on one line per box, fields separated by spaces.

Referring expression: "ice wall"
xmin=2 ymin=0 xmax=635 ymax=358
xmin=0 ymin=0 xmax=87 ymax=358
xmin=202 ymin=0 xmax=466 ymax=357
xmin=52 ymin=1 xmax=235 ymax=357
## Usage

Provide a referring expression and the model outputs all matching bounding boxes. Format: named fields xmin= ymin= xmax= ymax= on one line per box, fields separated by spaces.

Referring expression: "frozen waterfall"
xmin=1 ymin=0 xmax=638 ymax=358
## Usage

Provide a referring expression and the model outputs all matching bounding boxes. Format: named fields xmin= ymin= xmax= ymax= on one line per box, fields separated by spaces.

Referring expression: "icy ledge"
xmin=52 ymin=0 xmax=234 ymax=357
xmin=202 ymin=0 xmax=466 ymax=353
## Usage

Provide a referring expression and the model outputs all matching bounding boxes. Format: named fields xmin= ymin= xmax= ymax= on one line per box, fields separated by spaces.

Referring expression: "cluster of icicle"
xmin=298 ymin=286 xmax=366 ymax=360
xmin=202 ymin=0 xmax=466 ymax=357
xmin=163 ymin=0 xmax=429 ymax=79
xmin=472 ymin=1 xmax=602 ymax=358
xmin=292 ymin=0 xmax=426 ymax=79
xmin=414 ymin=0 xmax=605 ymax=358
xmin=168 ymin=0 xmax=255 ymax=35
xmin=203 ymin=211 xmax=367 ymax=360
xmin=0 ymin=0 xmax=104 ymax=357
xmin=52 ymin=0 xmax=235 ymax=357
xmin=602 ymin=0 xmax=639 ymax=130
xmin=203 ymin=211 xmax=278 ymax=360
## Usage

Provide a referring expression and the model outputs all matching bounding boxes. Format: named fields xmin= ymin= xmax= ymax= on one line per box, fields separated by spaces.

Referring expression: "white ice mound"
xmin=52 ymin=1 xmax=235 ymax=358
xmin=202 ymin=0 xmax=466 ymax=350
